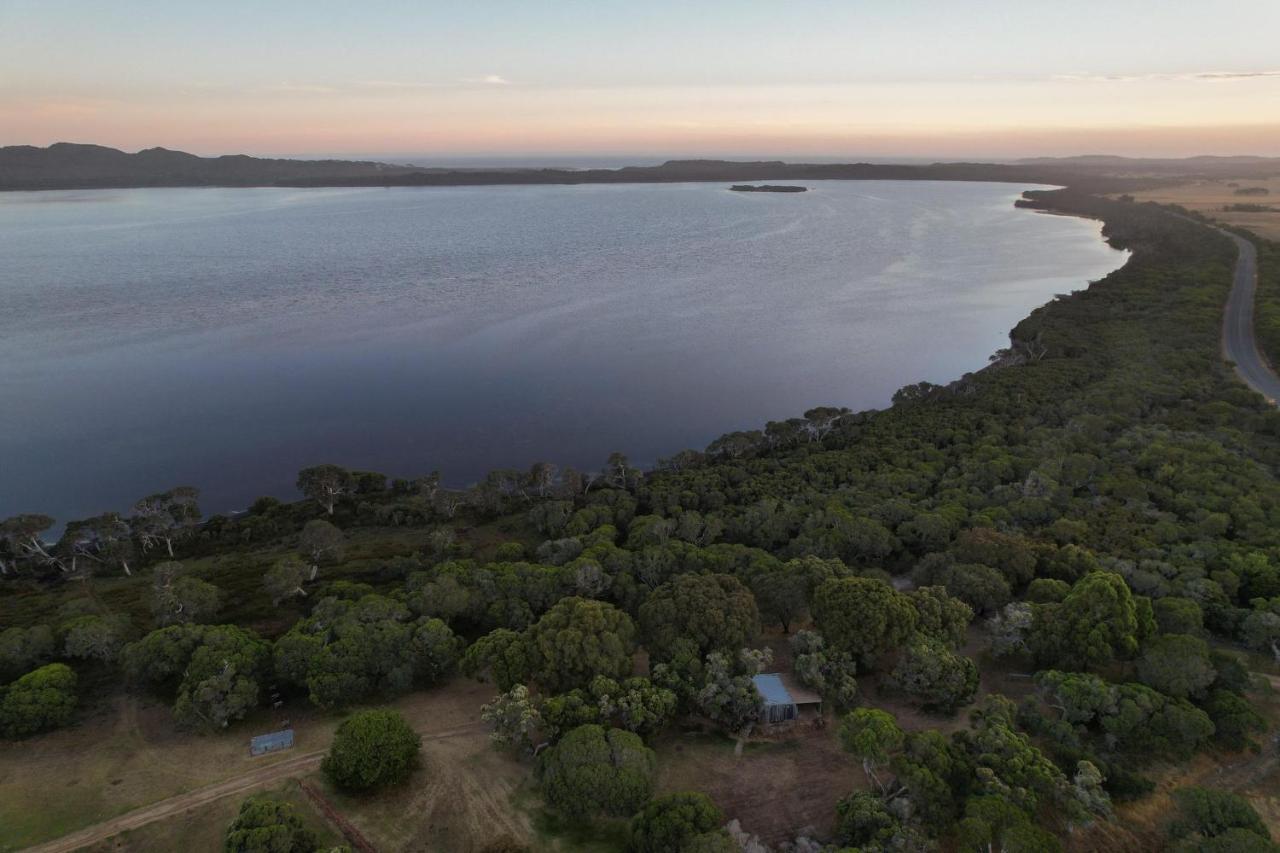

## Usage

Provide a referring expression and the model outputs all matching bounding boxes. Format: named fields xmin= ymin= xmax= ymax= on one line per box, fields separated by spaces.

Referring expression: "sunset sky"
xmin=3 ymin=0 xmax=1279 ymax=161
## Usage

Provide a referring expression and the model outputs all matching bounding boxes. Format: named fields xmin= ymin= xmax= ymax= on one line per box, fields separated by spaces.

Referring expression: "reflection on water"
xmin=0 ymin=181 xmax=1126 ymax=523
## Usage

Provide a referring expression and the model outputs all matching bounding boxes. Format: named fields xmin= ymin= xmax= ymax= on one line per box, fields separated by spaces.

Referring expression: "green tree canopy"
xmin=891 ymin=633 xmax=979 ymax=713
xmin=629 ymin=791 xmax=727 ymax=853
xmin=322 ymin=708 xmax=421 ymax=792
xmin=1031 ymin=572 xmax=1140 ymax=669
xmin=838 ymin=707 xmax=904 ymax=792
xmin=639 ymin=574 xmax=759 ymax=662
xmin=527 ymin=597 xmax=636 ymax=693
xmin=223 ymin=795 xmax=319 ymax=853
xmin=173 ymin=625 xmax=270 ymax=730
xmin=812 ymin=576 xmax=917 ymax=669
xmin=1 ymin=662 xmax=77 ymax=738
xmin=537 ymin=724 xmax=656 ymax=819
xmin=1137 ymin=633 xmax=1215 ymax=700
xmin=1171 ymin=786 xmax=1273 ymax=848
xmin=62 ymin=614 xmax=133 ymax=664
xmin=0 ymin=625 xmax=56 ymax=682
xmin=461 ymin=628 xmax=532 ymax=691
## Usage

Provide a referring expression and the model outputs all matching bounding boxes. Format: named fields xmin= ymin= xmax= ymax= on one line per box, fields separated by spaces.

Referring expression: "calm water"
xmin=0 ymin=181 xmax=1126 ymax=524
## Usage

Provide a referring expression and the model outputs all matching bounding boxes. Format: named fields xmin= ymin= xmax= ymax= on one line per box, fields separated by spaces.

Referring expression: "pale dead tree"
xmin=634 ymin=548 xmax=675 ymax=591
xmin=0 ymin=514 xmax=65 ymax=573
xmin=604 ymin=452 xmax=640 ymax=490
xmin=802 ymin=406 xmax=851 ymax=441
xmin=433 ymin=490 xmax=463 ymax=519
xmin=414 ymin=471 xmax=442 ymax=502
xmin=295 ymin=465 xmax=354 ymax=516
xmin=528 ymin=462 xmax=557 ymax=499
xmin=131 ymin=486 xmax=201 ymax=556
xmin=298 ymin=519 xmax=344 ymax=579
xmin=559 ymin=467 xmax=586 ymax=497
xmin=58 ymin=513 xmax=136 ymax=577
xmin=573 ymin=560 xmax=607 ymax=598
xmin=264 ymin=557 xmax=311 ymax=605
xmin=428 ymin=526 xmax=456 ymax=555
xmin=151 ymin=561 xmax=221 ymax=625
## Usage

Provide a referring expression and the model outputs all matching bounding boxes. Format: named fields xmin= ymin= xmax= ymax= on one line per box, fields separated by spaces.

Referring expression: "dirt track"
xmin=23 ymin=723 xmax=484 ymax=853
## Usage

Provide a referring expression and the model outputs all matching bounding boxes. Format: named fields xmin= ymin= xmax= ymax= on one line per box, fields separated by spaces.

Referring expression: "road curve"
xmin=1220 ymin=229 xmax=1280 ymax=403
xmin=21 ymin=722 xmax=484 ymax=853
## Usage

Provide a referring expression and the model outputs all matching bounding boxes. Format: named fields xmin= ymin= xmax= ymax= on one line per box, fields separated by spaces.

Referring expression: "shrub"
xmin=322 ymin=709 xmax=421 ymax=792
xmin=629 ymin=791 xmax=727 ymax=853
xmin=0 ymin=662 xmax=77 ymax=738
xmin=537 ymin=724 xmax=655 ymax=818
xmin=223 ymin=795 xmax=319 ymax=852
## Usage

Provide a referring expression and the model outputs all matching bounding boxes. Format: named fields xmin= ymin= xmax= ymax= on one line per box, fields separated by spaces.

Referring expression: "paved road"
xmin=22 ymin=722 xmax=483 ymax=853
xmin=1220 ymin=229 xmax=1280 ymax=403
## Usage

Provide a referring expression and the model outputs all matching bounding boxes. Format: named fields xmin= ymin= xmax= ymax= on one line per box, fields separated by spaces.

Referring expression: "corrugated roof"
xmin=752 ymin=673 xmax=794 ymax=707
xmin=250 ymin=729 xmax=294 ymax=754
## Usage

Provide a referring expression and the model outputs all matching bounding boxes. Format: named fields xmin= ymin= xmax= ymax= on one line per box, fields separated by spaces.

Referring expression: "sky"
xmin=2 ymin=0 xmax=1279 ymax=161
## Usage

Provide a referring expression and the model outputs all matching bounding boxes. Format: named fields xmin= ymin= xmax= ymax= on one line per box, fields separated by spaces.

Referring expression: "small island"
xmin=729 ymin=184 xmax=808 ymax=193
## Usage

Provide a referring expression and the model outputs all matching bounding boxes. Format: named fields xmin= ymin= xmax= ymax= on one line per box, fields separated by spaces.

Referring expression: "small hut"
xmin=249 ymin=728 xmax=295 ymax=756
xmin=753 ymin=673 xmax=823 ymax=724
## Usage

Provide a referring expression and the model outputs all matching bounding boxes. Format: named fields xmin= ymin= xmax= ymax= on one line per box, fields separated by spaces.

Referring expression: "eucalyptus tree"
xmin=151 ymin=562 xmax=222 ymax=625
xmin=295 ymin=464 xmax=354 ymax=516
xmin=298 ymin=518 xmax=344 ymax=576
xmin=0 ymin=514 xmax=62 ymax=574
xmin=131 ymin=486 xmax=201 ymax=557
xmin=57 ymin=512 xmax=135 ymax=576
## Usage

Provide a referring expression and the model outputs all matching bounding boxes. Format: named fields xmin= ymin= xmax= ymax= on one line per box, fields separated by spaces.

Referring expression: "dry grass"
xmin=74 ymin=781 xmax=343 ymax=853
xmin=319 ymin=720 xmax=536 ymax=853
xmin=0 ymin=680 xmax=499 ymax=852
xmin=655 ymin=726 xmax=857 ymax=845
xmin=1117 ymin=177 xmax=1280 ymax=240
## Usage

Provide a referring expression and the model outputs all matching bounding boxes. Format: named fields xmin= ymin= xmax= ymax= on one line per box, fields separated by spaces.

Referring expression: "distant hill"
xmin=0 ymin=143 xmax=425 ymax=190
xmin=0 ymin=143 xmax=1156 ymax=192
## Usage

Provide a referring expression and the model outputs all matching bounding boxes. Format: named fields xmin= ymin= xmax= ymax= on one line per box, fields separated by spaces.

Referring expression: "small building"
xmin=752 ymin=673 xmax=823 ymax=725
xmin=250 ymin=728 xmax=295 ymax=756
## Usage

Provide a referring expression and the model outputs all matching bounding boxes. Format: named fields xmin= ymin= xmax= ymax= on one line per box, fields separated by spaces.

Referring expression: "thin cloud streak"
xmin=1055 ymin=70 xmax=1280 ymax=83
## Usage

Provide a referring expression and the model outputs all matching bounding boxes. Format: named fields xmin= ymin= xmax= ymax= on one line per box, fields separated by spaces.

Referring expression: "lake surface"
xmin=0 ymin=181 xmax=1126 ymax=524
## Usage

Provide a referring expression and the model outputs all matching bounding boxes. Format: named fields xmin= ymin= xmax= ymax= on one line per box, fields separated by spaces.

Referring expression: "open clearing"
xmin=0 ymin=680 xmax=497 ymax=852
xmin=1119 ymin=177 xmax=1280 ymax=240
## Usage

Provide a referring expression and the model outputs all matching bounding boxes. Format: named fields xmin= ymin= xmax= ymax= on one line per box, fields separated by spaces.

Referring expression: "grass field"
xmin=0 ymin=680 xmax=498 ymax=852
xmin=1118 ymin=177 xmax=1280 ymax=240
xmin=74 ymin=781 xmax=344 ymax=853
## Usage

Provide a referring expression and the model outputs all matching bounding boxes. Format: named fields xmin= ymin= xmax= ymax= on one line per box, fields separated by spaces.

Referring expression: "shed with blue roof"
xmin=752 ymin=673 xmax=823 ymax=725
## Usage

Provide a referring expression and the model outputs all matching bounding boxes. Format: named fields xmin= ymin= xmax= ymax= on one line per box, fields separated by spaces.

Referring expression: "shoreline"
xmin=7 ymin=186 xmax=1130 ymax=534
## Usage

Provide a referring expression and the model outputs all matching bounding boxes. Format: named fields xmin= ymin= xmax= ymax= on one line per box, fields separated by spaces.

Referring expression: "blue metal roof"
xmin=752 ymin=673 xmax=795 ymax=707
xmin=250 ymin=729 xmax=295 ymax=755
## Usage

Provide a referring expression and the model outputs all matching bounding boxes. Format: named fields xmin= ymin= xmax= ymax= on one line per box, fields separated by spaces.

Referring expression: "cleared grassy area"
xmin=73 ymin=781 xmax=344 ymax=853
xmin=0 ymin=680 xmax=497 ymax=852
xmin=1119 ymin=178 xmax=1280 ymax=241
xmin=655 ymin=727 xmax=857 ymax=846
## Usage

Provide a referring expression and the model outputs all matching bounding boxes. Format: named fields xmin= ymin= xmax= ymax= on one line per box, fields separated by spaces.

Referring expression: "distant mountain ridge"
xmin=7 ymin=142 xmax=1265 ymax=191
xmin=0 ymin=142 xmax=423 ymax=189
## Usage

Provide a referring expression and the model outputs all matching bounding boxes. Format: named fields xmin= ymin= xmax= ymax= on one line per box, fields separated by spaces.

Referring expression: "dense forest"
xmin=3 ymin=190 xmax=1280 ymax=852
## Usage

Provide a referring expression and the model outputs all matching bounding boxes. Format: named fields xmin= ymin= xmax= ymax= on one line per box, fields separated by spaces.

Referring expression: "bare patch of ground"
xmin=654 ymin=725 xmax=857 ymax=846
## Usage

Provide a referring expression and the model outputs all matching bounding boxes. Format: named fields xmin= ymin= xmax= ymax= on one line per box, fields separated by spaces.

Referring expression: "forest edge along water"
xmin=0 ymin=180 xmax=1127 ymax=529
